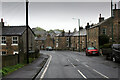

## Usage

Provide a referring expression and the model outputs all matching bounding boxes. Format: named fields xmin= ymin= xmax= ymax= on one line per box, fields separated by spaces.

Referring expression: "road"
xmin=37 ymin=50 xmax=120 ymax=80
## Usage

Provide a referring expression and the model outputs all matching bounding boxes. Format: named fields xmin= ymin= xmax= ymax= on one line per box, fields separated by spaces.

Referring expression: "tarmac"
xmin=2 ymin=53 xmax=49 ymax=80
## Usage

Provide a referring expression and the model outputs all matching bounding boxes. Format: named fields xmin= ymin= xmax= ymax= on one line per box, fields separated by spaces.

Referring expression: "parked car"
xmin=86 ymin=47 xmax=99 ymax=56
xmin=46 ymin=46 xmax=53 ymax=51
xmin=106 ymin=44 xmax=120 ymax=62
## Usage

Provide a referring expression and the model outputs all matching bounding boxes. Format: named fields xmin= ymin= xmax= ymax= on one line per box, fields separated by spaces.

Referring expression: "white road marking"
xmin=84 ymin=64 xmax=89 ymax=68
xmin=92 ymin=69 xmax=109 ymax=79
xmin=67 ymin=59 xmax=70 ymax=62
xmin=40 ymin=55 xmax=52 ymax=80
xmin=76 ymin=59 xmax=79 ymax=62
xmin=71 ymin=63 xmax=76 ymax=68
xmin=77 ymin=70 xmax=87 ymax=79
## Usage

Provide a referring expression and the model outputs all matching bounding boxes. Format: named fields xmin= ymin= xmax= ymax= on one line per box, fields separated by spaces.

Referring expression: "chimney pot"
xmin=87 ymin=23 xmax=89 ymax=26
xmin=100 ymin=14 xmax=101 ymax=18
xmin=115 ymin=4 xmax=116 ymax=9
xmin=1 ymin=18 xmax=3 ymax=22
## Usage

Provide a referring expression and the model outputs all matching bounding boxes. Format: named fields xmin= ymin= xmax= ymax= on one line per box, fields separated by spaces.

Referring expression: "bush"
xmin=100 ymin=43 xmax=112 ymax=49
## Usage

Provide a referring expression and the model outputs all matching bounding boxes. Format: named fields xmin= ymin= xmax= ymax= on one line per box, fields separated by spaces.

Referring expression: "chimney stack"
xmin=0 ymin=18 xmax=4 ymax=27
xmin=115 ymin=4 xmax=116 ymax=9
xmin=99 ymin=14 xmax=101 ymax=18
xmin=1 ymin=18 xmax=3 ymax=22
xmin=99 ymin=14 xmax=104 ymax=23
xmin=69 ymin=30 xmax=70 ymax=34
xmin=85 ymin=22 xmax=90 ymax=29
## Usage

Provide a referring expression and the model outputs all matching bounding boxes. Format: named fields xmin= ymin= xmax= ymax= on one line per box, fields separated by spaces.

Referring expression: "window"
xmin=12 ymin=36 xmax=18 ymax=45
xmin=102 ymin=29 xmax=106 ymax=35
xmin=56 ymin=43 xmax=58 ymax=47
xmin=1 ymin=37 xmax=6 ymax=44
xmin=2 ymin=51 xmax=7 ymax=55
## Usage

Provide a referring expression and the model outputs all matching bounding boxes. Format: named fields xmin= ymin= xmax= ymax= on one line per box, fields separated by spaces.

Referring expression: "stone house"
xmin=71 ymin=29 xmax=87 ymax=51
xmin=44 ymin=34 xmax=54 ymax=49
xmin=0 ymin=19 xmax=35 ymax=63
xmin=35 ymin=34 xmax=54 ymax=50
xmin=35 ymin=36 xmax=46 ymax=50
xmin=86 ymin=7 xmax=120 ymax=49
xmin=54 ymin=29 xmax=87 ymax=51
xmin=54 ymin=30 xmax=72 ymax=50
xmin=86 ymin=23 xmax=99 ymax=49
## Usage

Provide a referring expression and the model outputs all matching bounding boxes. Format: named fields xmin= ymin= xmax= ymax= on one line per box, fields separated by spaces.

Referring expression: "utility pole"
xmin=78 ymin=19 xmax=80 ymax=52
xmin=111 ymin=0 xmax=114 ymax=43
xmin=26 ymin=0 xmax=29 ymax=64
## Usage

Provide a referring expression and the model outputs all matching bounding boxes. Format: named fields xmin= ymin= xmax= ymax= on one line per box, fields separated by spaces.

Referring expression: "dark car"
xmin=86 ymin=47 xmax=99 ymax=56
xmin=46 ymin=46 xmax=52 ymax=51
xmin=106 ymin=44 xmax=120 ymax=62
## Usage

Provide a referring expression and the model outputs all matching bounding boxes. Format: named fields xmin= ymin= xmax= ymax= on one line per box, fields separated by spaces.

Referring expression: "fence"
xmin=2 ymin=52 xmax=39 ymax=67
xmin=2 ymin=55 xmax=18 ymax=67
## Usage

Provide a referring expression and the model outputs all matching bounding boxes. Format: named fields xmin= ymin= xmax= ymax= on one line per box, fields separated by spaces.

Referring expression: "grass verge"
xmin=0 ymin=64 xmax=24 ymax=76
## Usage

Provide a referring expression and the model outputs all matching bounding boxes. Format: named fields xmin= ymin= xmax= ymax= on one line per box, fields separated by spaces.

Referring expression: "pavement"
xmin=2 ymin=53 xmax=49 ymax=80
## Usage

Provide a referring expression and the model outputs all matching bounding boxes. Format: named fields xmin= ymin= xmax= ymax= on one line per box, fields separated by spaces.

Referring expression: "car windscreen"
xmin=88 ymin=47 xmax=96 ymax=50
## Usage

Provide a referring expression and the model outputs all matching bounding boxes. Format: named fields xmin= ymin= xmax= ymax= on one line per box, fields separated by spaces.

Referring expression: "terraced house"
xmin=0 ymin=19 xmax=35 ymax=65
xmin=86 ymin=4 xmax=120 ymax=49
xmin=54 ymin=29 xmax=87 ymax=51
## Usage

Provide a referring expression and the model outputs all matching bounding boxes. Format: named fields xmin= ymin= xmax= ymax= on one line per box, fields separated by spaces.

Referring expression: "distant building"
xmin=71 ymin=29 xmax=87 ymax=51
xmin=54 ymin=29 xmax=87 ymax=51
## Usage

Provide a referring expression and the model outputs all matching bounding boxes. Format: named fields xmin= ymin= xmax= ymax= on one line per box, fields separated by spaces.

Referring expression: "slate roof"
xmin=89 ymin=17 xmax=112 ymax=29
xmin=56 ymin=32 xmax=73 ymax=37
xmin=72 ymin=29 xmax=86 ymax=36
xmin=1 ymin=26 xmax=26 ymax=36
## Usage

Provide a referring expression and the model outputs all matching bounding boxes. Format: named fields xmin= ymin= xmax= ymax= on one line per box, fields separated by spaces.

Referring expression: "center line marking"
xmin=93 ymin=69 xmax=109 ymax=79
xmin=77 ymin=70 xmax=87 ymax=79
xmin=76 ymin=59 xmax=79 ymax=62
xmin=84 ymin=64 xmax=89 ymax=68
xmin=71 ymin=63 xmax=76 ymax=68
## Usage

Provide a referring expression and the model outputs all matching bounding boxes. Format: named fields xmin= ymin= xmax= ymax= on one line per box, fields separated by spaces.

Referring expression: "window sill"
xmin=11 ymin=44 xmax=18 ymax=46
xmin=1 ymin=44 xmax=6 ymax=45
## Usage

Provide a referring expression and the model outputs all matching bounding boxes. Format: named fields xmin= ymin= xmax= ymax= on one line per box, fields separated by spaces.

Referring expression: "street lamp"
xmin=72 ymin=18 xmax=81 ymax=52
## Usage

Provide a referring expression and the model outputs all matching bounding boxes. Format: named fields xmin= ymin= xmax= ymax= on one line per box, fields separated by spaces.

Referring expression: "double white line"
xmin=40 ymin=55 xmax=52 ymax=80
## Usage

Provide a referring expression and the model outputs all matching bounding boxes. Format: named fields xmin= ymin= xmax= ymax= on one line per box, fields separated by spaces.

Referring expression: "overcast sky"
xmin=1 ymin=1 xmax=120 ymax=32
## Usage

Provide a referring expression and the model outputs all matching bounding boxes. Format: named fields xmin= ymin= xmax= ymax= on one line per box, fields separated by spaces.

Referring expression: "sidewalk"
xmin=2 ymin=54 xmax=49 ymax=80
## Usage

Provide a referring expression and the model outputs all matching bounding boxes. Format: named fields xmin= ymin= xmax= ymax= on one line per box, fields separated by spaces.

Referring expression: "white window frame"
xmin=12 ymin=36 xmax=18 ymax=46
xmin=56 ymin=43 xmax=58 ymax=47
xmin=1 ymin=36 xmax=6 ymax=45
xmin=13 ymin=51 xmax=18 ymax=55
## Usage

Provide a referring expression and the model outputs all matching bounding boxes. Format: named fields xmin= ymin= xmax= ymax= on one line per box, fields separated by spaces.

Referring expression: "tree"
xmin=36 ymin=27 xmax=45 ymax=31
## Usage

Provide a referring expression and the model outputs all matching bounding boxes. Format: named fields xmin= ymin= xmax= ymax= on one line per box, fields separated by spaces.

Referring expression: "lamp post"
xmin=72 ymin=18 xmax=81 ymax=52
